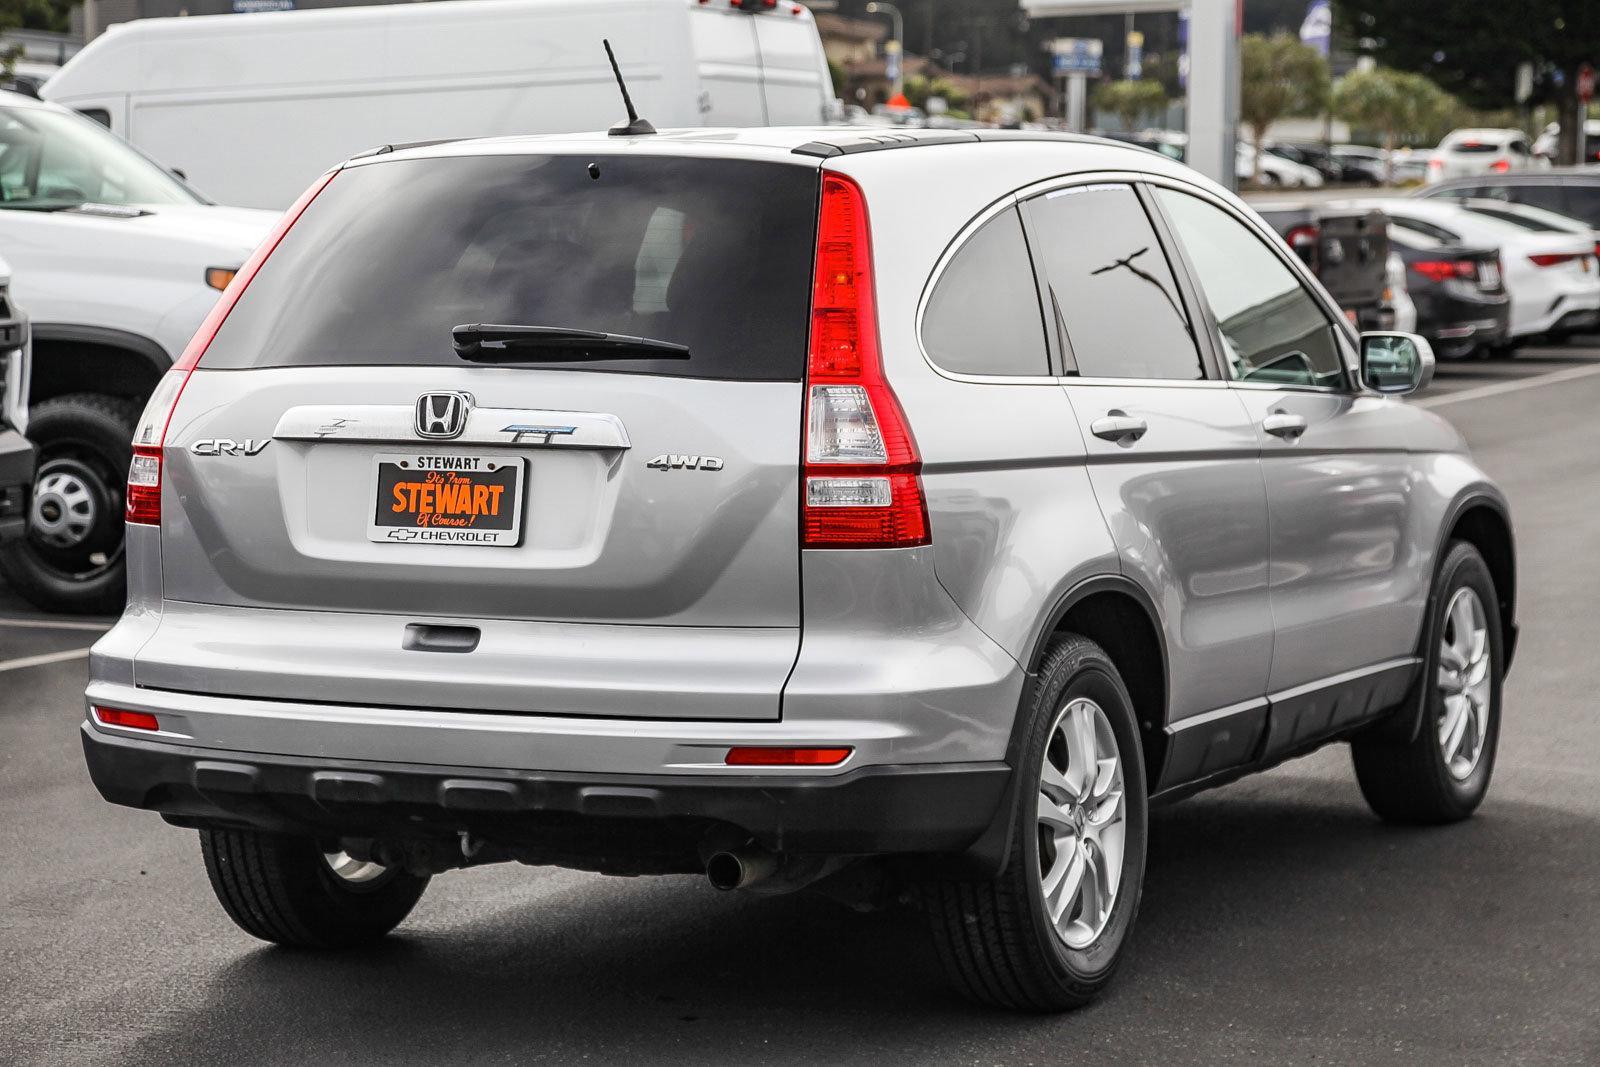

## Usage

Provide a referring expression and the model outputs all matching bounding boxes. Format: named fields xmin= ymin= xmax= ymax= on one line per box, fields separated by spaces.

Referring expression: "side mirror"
xmin=1360 ymin=332 xmax=1435 ymax=395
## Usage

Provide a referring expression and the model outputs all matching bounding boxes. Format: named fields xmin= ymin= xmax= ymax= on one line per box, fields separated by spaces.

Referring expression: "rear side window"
xmin=1447 ymin=140 xmax=1503 ymax=155
xmin=922 ymin=207 xmax=1048 ymax=376
xmin=1153 ymin=189 xmax=1345 ymax=390
xmin=1023 ymin=183 xmax=1201 ymax=380
xmin=201 ymin=154 xmax=819 ymax=380
xmin=1504 ymin=184 xmax=1568 ymax=214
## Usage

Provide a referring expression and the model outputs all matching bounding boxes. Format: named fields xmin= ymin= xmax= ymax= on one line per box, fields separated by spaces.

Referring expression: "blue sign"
xmin=1051 ymin=38 xmax=1103 ymax=77
xmin=1299 ymin=0 xmax=1331 ymax=57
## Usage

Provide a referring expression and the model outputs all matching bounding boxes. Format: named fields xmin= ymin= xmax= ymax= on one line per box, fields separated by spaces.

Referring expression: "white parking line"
xmin=1418 ymin=361 xmax=1600 ymax=409
xmin=0 ymin=617 xmax=112 ymax=632
xmin=0 ymin=647 xmax=92 ymax=673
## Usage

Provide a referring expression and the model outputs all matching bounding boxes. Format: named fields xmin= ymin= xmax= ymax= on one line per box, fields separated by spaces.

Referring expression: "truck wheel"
xmin=0 ymin=394 xmax=137 ymax=614
xmin=920 ymin=634 xmax=1148 ymax=1011
xmin=1352 ymin=541 xmax=1503 ymax=824
xmin=199 ymin=828 xmax=429 ymax=948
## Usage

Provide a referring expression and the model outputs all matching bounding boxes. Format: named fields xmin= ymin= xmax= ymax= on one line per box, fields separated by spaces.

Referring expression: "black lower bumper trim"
xmin=81 ymin=725 xmax=1010 ymax=857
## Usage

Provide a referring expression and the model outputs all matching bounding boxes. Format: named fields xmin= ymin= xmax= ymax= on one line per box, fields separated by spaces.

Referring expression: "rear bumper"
xmin=80 ymin=723 xmax=1009 ymax=857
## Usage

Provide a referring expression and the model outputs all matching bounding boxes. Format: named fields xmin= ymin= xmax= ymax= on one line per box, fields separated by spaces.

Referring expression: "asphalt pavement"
xmin=3 ymin=345 xmax=1599 ymax=1065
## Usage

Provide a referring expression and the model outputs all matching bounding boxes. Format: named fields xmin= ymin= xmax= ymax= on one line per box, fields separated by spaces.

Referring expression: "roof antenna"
xmin=603 ymin=39 xmax=656 ymax=136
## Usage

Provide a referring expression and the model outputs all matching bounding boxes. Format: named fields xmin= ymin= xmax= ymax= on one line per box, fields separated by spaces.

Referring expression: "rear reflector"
xmin=92 ymin=706 xmax=160 ymax=731
xmin=725 ymin=746 xmax=853 ymax=766
xmin=1490 ymin=159 xmax=1511 ymax=172
xmin=801 ymin=173 xmax=929 ymax=549
xmin=1528 ymin=252 xmax=1581 ymax=267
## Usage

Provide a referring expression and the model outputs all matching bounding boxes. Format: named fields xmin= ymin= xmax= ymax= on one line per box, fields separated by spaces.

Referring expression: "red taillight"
xmin=92 ymin=706 xmax=160 ymax=731
xmin=124 ymin=169 xmax=338 ymax=527
xmin=1410 ymin=259 xmax=1476 ymax=282
xmin=725 ymin=746 xmax=853 ymax=766
xmin=1490 ymin=159 xmax=1511 ymax=173
xmin=1528 ymin=252 xmax=1580 ymax=268
xmin=801 ymin=173 xmax=929 ymax=549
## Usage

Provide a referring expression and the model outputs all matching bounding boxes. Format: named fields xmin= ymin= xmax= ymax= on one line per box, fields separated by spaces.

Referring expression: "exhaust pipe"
xmin=705 ymin=847 xmax=777 ymax=891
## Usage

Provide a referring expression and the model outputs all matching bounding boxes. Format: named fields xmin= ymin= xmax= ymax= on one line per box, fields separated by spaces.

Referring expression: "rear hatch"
xmin=147 ymin=150 xmax=819 ymax=719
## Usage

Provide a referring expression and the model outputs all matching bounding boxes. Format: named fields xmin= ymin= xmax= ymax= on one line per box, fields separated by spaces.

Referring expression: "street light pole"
xmin=866 ymin=1 xmax=905 ymax=98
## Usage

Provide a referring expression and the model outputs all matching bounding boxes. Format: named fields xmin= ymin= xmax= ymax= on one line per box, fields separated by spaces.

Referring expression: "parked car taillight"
xmin=801 ymin=173 xmax=929 ymax=549
xmin=1283 ymin=223 xmax=1319 ymax=270
xmin=1490 ymin=159 xmax=1512 ymax=173
xmin=125 ymin=170 xmax=338 ymax=527
xmin=1528 ymin=252 xmax=1583 ymax=268
xmin=1409 ymin=259 xmax=1477 ymax=282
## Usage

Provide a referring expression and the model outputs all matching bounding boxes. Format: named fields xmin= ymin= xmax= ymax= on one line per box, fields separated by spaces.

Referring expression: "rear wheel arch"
xmin=1445 ymin=500 xmax=1516 ymax=669
xmin=1028 ymin=576 xmax=1169 ymax=788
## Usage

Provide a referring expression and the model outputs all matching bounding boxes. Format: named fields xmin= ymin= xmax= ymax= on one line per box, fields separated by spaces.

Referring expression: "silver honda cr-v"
xmin=82 ymin=128 xmax=1516 ymax=1011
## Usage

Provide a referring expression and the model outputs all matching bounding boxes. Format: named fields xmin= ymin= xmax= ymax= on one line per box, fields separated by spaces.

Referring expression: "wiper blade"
xmin=452 ymin=324 xmax=689 ymax=363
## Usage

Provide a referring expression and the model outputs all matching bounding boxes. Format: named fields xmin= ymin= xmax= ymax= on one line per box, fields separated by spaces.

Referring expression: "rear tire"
xmin=199 ymin=828 xmax=429 ymax=948
xmin=0 ymin=393 xmax=138 ymax=614
xmin=1352 ymin=542 xmax=1502 ymax=824
xmin=920 ymin=634 xmax=1148 ymax=1011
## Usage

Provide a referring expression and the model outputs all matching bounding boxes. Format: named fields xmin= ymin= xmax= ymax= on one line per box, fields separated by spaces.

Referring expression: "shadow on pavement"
xmin=121 ymin=781 xmax=1600 ymax=1065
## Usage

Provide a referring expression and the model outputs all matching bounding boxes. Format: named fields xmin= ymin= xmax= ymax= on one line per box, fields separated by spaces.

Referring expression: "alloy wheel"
xmin=1037 ymin=697 xmax=1127 ymax=949
xmin=1436 ymin=586 xmax=1492 ymax=780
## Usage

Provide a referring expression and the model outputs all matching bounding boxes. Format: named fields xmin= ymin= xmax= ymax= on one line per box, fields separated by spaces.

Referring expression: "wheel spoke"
xmin=1437 ymin=664 xmax=1464 ymax=695
xmin=1071 ymin=704 xmax=1099 ymax=801
xmin=1037 ymin=791 xmax=1075 ymax=833
xmin=1044 ymin=841 xmax=1086 ymax=924
xmin=1440 ymin=694 xmax=1472 ymax=765
xmin=1040 ymin=758 xmax=1074 ymax=803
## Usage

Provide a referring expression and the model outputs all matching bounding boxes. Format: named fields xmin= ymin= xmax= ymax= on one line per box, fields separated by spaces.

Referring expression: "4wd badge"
xmin=647 ymin=454 xmax=723 ymax=471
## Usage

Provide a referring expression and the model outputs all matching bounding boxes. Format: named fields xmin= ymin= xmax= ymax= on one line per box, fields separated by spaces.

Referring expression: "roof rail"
xmin=348 ymin=138 xmax=466 ymax=161
xmin=792 ymin=129 xmax=1129 ymax=159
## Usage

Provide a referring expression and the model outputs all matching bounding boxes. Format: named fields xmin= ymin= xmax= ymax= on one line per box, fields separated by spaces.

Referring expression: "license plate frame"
xmin=368 ymin=451 xmax=525 ymax=547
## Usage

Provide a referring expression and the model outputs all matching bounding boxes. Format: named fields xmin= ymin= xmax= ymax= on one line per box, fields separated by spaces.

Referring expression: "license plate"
xmin=369 ymin=452 xmax=524 ymax=546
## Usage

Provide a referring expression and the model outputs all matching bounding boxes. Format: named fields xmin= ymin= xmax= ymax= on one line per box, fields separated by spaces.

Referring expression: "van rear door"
xmin=752 ymin=10 xmax=832 ymax=124
xmin=147 ymin=150 xmax=819 ymax=719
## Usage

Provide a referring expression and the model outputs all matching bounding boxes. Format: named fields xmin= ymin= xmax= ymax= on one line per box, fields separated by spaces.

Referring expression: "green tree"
xmin=1337 ymin=1 xmax=1600 ymax=163
xmin=1094 ymin=79 xmax=1168 ymax=132
xmin=1333 ymin=67 xmax=1455 ymax=183
xmin=1240 ymin=32 xmax=1331 ymax=185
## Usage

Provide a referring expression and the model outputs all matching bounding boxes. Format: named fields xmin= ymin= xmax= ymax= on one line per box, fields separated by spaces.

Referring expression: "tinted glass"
xmin=1562 ymin=184 xmax=1600 ymax=226
xmin=922 ymin=207 xmax=1048 ymax=376
xmin=203 ymin=154 xmax=818 ymax=380
xmin=0 ymin=105 xmax=198 ymax=210
xmin=1154 ymin=189 xmax=1345 ymax=389
xmin=1505 ymin=184 xmax=1568 ymax=213
xmin=1436 ymin=185 xmax=1493 ymax=200
xmin=1025 ymin=184 xmax=1201 ymax=380
xmin=1387 ymin=215 xmax=1461 ymax=243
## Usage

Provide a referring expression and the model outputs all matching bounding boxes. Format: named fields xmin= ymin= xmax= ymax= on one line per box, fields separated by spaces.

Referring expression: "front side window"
xmin=1024 ymin=183 xmax=1201 ymax=380
xmin=1153 ymin=188 xmax=1346 ymax=389
xmin=921 ymin=207 xmax=1049 ymax=376
xmin=0 ymin=106 xmax=198 ymax=210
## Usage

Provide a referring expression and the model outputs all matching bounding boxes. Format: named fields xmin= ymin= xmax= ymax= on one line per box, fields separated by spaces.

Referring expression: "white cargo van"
xmin=43 ymin=0 xmax=837 ymax=209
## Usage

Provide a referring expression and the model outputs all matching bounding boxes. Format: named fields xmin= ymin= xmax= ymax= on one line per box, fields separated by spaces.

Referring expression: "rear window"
xmin=1446 ymin=140 xmax=1504 ymax=155
xmin=202 ymin=154 xmax=819 ymax=380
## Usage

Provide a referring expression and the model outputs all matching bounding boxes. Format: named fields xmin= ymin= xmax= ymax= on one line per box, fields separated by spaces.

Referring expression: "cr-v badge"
xmin=647 ymin=454 xmax=723 ymax=471
xmin=190 ymin=438 xmax=271 ymax=456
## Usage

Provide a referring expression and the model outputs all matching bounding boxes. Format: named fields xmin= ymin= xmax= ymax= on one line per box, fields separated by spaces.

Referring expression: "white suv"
xmin=1427 ymin=128 xmax=1544 ymax=184
xmin=0 ymin=90 xmax=275 ymax=611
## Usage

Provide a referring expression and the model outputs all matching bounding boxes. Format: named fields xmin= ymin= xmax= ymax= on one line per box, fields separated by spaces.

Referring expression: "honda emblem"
xmin=415 ymin=392 xmax=473 ymax=439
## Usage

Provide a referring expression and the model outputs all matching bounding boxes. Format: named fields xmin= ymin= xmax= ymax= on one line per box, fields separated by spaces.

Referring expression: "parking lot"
xmin=4 ymin=345 xmax=1600 ymax=1065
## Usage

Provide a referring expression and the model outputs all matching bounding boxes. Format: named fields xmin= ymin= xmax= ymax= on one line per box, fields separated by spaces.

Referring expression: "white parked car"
xmin=42 ymin=0 xmax=838 ymax=210
xmin=0 ymin=253 xmax=32 ymax=544
xmin=1343 ymin=197 xmax=1600 ymax=343
xmin=1238 ymin=144 xmax=1323 ymax=188
xmin=1427 ymin=129 xmax=1544 ymax=184
xmin=0 ymin=90 xmax=276 ymax=611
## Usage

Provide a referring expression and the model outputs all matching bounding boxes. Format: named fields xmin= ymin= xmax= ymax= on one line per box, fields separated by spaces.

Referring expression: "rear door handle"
xmin=1090 ymin=412 xmax=1148 ymax=444
xmin=1262 ymin=411 xmax=1308 ymax=439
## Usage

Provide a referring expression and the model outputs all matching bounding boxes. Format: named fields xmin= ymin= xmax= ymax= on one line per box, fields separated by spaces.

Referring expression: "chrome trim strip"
xmin=274 ymin=405 xmax=631 ymax=450
xmin=1168 ymin=656 xmax=1421 ymax=733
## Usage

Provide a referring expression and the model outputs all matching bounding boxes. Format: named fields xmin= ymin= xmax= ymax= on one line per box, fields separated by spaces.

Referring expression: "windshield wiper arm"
xmin=452 ymin=324 xmax=690 ymax=363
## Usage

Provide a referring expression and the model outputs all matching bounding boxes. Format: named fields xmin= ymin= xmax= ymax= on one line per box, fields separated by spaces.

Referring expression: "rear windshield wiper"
xmin=452 ymin=324 xmax=690 ymax=363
